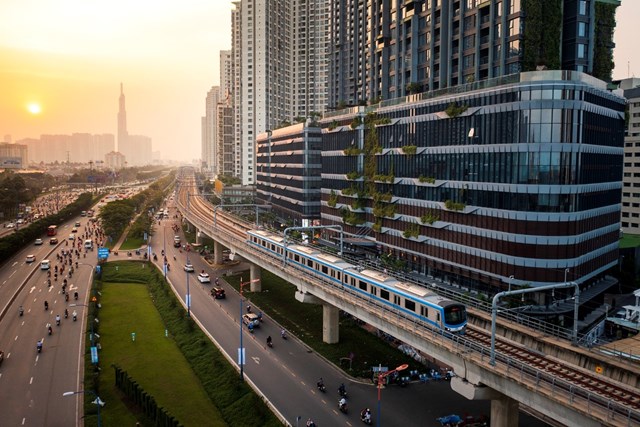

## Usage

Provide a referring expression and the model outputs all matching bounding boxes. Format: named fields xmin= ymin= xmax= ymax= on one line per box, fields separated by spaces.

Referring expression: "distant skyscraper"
xmin=202 ymin=86 xmax=221 ymax=173
xmin=117 ymin=83 xmax=128 ymax=152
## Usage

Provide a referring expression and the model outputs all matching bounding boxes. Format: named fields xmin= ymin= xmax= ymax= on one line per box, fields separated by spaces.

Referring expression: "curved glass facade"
xmin=320 ymin=71 xmax=625 ymax=289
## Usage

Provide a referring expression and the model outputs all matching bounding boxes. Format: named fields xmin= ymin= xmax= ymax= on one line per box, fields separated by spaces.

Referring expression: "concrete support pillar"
xmin=322 ymin=304 xmax=340 ymax=344
xmin=249 ymin=263 xmax=262 ymax=292
xmin=490 ymin=393 xmax=519 ymax=427
xmin=195 ymin=229 xmax=202 ymax=245
xmin=213 ymin=240 xmax=224 ymax=265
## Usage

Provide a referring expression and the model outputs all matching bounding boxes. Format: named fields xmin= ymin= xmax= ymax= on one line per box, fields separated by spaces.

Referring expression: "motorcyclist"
xmin=72 ymin=310 xmax=77 ymax=321
xmin=266 ymin=336 xmax=272 ymax=347
xmin=44 ymin=300 xmax=49 ymax=311
xmin=65 ymin=308 xmax=69 ymax=318
xmin=338 ymin=383 xmax=346 ymax=397
xmin=361 ymin=408 xmax=372 ymax=423
xmin=339 ymin=397 xmax=347 ymax=411
xmin=47 ymin=323 xmax=52 ymax=335
xmin=306 ymin=419 xmax=316 ymax=427
xmin=37 ymin=341 xmax=43 ymax=352
xmin=56 ymin=314 xmax=61 ymax=325
xmin=316 ymin=378 xmax=325 ymax=391
xmin=281 ymin=329 xmax=287 ymax=339
xmin=19 ymin=306 xmax=24 ymax=316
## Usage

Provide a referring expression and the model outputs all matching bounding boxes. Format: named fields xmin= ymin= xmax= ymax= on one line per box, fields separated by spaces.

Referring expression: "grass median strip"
xmin=86 ymin=261 xmax=280 ymax=427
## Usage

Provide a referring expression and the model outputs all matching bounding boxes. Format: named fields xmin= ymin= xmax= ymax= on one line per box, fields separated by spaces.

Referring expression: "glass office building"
xmin=320 ymin=70 xmax=625 ymax=293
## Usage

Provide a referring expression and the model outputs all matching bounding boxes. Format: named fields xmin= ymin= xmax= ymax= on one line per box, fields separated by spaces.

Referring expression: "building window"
xmin=579 ymin=1 xmax=587 ymax=15
xmin=578 ymin=44 xmax=586 ymax=59
xmin=578 ymin=22 xmax=587 ymax=37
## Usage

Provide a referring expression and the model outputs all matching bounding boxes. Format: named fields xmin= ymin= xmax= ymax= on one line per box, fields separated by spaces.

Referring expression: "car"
xmin=17 ymin=219 xmax=24 ymax=225
xmin=26 ymin=254 xmax=36 ymax=263
xmin=242 ymin=313 xmax=260 ymax=328
xmin=68 ymin=234 xmax=75 ymax=240
xmin=50 ymin=238 xmax=58 ymax=245
xmin=75 ymin=221 xmax=81 ymax=227
xmin=184 ymin=263 xmax=194 ymax=272
xmin=71 ymin=227 xmax=78 ymax=233
xmin=211 ymin=287 xmax=226 ymax=299
xmin=40 ymin=260 xmax=51 ymax=270
xmin=34 ymin=238 xmax=43 ymax=245
xmin=197 ymin=272 xmax=211 ymax=283
xmin=5 ymin=223 xmax=15 ymax=229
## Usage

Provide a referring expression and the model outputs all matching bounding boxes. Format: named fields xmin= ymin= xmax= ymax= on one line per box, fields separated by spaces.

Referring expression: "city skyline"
xmin=0 ymin=1 xmax=638 ymax=163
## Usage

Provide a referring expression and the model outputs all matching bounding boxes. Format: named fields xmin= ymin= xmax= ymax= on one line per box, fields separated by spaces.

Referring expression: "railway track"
xmin=465 ymin=327 xmax=640 ymax=423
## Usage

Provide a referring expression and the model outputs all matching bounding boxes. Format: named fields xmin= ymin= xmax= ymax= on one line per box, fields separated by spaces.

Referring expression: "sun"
xmin=27 ymin=103 xmax=42 ymax=115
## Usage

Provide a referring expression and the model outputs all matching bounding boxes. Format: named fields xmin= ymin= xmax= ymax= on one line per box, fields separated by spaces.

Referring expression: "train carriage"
xmin=247 ymin=229 xmax=466 ymax=334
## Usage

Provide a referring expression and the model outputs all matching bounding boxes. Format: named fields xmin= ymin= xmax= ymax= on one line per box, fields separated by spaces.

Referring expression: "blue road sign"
xmin=98 ymin=248 xmax=109 ymax=259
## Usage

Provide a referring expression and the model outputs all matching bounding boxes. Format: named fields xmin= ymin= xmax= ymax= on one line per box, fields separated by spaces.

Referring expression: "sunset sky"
xmin=0 ymin=1 xmax=638 ymax=162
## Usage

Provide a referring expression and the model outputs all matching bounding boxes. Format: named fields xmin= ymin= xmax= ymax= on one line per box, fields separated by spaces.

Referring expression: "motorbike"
xmin=48 ymin=325 xmax=52 ymax=335
xmin=64 ymin=309 xmax=68 ymax=318
xmin=360 ymin=410 xmax=372 ymax=425
xmin=37 ymin=341 xmax=43 ymax=353
xmin=316 ymin=382 xmax=326 ymax=393
xmin=56 ymin=315 xmax=61 ymax=326
xmin=339 ymin=399 xmax=348 ymax=414
xmin=44 ymin=301 xmax=49 ymax=311
xmin=72 ymin=311 xmax=77 ymax=321
xmin=153 ymin=254 xmax=158 ymax=261
xmin=19 ymin=306 xmax=24 ymax=316
xmin=74 ymin=291 xmax=78 ymax=300
xmin=266 ymin=337 xmax=273 ymax=348
xmin=338 ymin=386 xmax=348 ymax=398
xmin=65 ymin=293 xmax=69 ymax=301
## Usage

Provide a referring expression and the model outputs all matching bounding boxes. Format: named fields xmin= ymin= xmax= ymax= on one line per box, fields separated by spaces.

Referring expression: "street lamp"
xmin=376 ymin=363 xmax=408 ymax=427
xmin=63 ymin=390 xmax=104 ymax=427
xmin=186 ymin=256 xmax=191 ymax=317
xmin=239 ymin=278 xmax=249 ymax=381
xmin=508 ymin=275 xmax=514 ymax=292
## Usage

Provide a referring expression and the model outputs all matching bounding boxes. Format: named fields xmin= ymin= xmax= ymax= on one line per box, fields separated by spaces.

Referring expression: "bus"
xmin=47 ymin=225 xmax=57 ymax=236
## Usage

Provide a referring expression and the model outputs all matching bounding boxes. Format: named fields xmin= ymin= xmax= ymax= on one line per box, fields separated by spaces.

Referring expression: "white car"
xmin=184 ymin=264 xmax=194 ymax=272
xmin=34 ymin=238 xmax=43 ymax=245
xmin=26 ymin=254 xmax=36 ymax=263
xmin=197 ymin=272 xmax=211 ymax=283
xmin=5 ymin=223 xmax=15 ymax=229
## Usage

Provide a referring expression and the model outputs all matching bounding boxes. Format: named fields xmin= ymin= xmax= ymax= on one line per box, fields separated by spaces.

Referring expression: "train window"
xmin=337 ymin=272 xmax=341 ymax=281
xmin=344 ymin=275 xmax=349 ymax=284
xmin=420 ymin=306 xmax=428 ymax=317
xmin=359 ymin=280 xmax=367 ymax=290
xmin=394 ymin=295 xmax=400 ymax=305
xmin=308 ymin=259 xmax=313 ymax=267
xmin=294 ymin=254 xmax=299 ymax=262
xmin=405 ymin=300 xmax=416 ymax=312
xmin=380 ymin=289 xmax=390 ymax=300
xmin=321 ymin=265 xmax=328 ymax=274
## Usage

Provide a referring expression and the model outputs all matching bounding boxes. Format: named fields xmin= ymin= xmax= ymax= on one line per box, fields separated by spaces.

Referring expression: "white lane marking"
xmin=9 ymin=270 xmax=16 ymax=278
xmin=12 ymin=261 xmax=18 ymax=267
xmin=252 ymin=356 xmax=260 ymax=365
xmin=22 ymin=418 xmax=25 ymax=425
xmin=30 ymin=286 xmax=36 ymax=293
xmin=2 ymin=280 xmax=6 ymax=285
xmin=15 ymin=335 xmax=18 ymax=341
xmin=30 ymin=377 xmax=33 ymax=385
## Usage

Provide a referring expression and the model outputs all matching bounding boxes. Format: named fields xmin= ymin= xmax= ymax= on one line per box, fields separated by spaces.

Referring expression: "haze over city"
xmin=0 ymin=0 xmax=638 ymax=162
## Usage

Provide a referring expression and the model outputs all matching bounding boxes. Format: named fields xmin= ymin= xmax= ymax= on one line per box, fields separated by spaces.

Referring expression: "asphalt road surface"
xmin=0 ymin=220 xmax=95 ymax=426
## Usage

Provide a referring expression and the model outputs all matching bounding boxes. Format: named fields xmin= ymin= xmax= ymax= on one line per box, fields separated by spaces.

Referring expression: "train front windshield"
xmin=444 ymin=305 xmax=466 ymax=326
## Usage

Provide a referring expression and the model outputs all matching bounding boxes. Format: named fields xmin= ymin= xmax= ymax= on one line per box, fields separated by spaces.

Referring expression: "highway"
xmin=0 ymin=220 xmax=95 ymax=426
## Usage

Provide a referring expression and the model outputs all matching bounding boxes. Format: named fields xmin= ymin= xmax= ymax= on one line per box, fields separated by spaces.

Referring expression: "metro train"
xmin=247 ymin=229 xmax=467 ymax=333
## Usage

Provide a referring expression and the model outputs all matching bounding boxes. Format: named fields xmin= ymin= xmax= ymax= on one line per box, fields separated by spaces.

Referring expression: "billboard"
xmin=0 ymin=157 xmax=23 ymax=169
